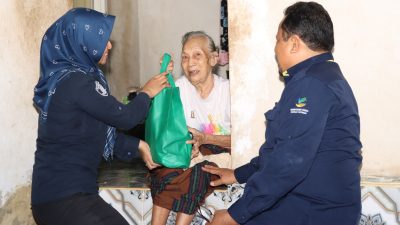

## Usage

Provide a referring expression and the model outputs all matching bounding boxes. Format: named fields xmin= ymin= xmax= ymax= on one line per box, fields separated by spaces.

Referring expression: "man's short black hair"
xmin=281 ymin=1 xmax=334 ymax=52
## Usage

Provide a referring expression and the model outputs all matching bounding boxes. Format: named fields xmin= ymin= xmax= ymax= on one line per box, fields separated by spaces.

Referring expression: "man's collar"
xmin=281 ymin=52 xmax=334 ymax=84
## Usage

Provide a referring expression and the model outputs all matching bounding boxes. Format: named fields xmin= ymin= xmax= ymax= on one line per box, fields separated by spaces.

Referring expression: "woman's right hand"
xmin=160 ymin=54 xmax=174 ymax=73
xmin=138 ymin=140 xmax=160 ymax=170
xmin=140 ymin=72 xmax=170 ymax=98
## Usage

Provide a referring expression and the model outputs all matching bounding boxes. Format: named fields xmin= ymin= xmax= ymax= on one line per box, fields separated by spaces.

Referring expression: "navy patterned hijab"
xmin=33 ymin=8 xmax=116 ymax=160
xmin=34 ymin=8 xmax=115 ymax=120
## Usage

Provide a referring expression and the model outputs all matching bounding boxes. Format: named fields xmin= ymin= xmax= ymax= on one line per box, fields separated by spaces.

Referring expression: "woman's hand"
xmin=188 ymin=127 xmax=231 ymax=148
xmin=141 ymin=72 xmax=170 ymax=98
xmin=202 ymin=165 xmax=237 ymax=186
xmin=188 ymin=127 xmax=207 ymax=145
xmin=186 ymin=139 xmax=200 ymax=159
xmin=138 ymin=140 xmax=160 ymax=170
xmin=160 ymin=55 xmax=174 ymax=73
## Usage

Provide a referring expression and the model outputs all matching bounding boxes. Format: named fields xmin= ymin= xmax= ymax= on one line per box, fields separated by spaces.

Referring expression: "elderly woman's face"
xmin=181 ymin=37 xmax=215 ymax=86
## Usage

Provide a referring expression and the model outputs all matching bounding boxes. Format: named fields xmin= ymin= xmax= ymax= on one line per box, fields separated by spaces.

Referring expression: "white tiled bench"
xmin=98 ymin=160 xmax=400 ymax=225
xmin=98 ymin=159 xmax=243 ymax=225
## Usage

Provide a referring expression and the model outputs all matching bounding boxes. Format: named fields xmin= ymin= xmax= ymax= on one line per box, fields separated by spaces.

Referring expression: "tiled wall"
xmin=100 ymin=184 xmax=400 ymax=225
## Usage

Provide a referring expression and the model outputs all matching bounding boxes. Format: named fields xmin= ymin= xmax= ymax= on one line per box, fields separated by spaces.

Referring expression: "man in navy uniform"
xmin=203 ymin=2 xmax=362 ymax=225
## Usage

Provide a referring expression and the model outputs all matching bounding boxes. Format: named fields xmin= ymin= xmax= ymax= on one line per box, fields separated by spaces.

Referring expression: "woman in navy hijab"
xmin=31 ymin=8 xmax=168 ymax=225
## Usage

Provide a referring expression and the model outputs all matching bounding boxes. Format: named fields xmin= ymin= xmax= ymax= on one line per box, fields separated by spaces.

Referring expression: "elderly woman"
xmin=150 ymin=31 xmax=231 ymax=225
xmin=31 ymin=8 xmax=168 ymax=225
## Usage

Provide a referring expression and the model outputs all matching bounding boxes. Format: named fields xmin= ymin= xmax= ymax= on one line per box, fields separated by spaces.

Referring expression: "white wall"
xmin=138 ymin=0 xmax=221 ymax=83
xmin=327 ymin=0 xmax=400 ymax=177
xmin=0 ymin=0 xmax=72 ymax=206
xmin=229 ymin=0 xmax=279 ymax=169
xmin=230 ymin=0 xmax=400 ymax=178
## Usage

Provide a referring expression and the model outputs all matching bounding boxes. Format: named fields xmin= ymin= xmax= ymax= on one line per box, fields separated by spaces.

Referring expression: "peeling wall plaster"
xmin=0 ymin=0 xmax=72 ymax=207
xmin=0 ymin=186 xmax=35 ymax=225
xmin=230 ymin=0 xmax=281 ymax=167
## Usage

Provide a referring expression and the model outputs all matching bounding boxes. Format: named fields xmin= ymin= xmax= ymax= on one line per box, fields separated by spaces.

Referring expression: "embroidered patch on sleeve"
xmin=95 ymin=81 xmax=108 ymax=96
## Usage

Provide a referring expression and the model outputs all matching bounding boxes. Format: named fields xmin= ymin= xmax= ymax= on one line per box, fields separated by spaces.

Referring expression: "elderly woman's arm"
xmin=188 ymin=127 xmax=231 ymax=148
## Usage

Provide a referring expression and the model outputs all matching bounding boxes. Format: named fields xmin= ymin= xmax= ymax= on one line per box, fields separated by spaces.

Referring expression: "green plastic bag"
xmin=145 ymin=54 xmax=192 ymax=168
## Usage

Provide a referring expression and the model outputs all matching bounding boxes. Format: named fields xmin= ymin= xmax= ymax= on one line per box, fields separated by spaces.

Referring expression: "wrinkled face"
xmin=99 ymin=41 xmax=112 ymax=65
xmin=274 ymin=27 xmax=291 ymax=72
xmin=181 ymin=37 xmax=216 ymax=86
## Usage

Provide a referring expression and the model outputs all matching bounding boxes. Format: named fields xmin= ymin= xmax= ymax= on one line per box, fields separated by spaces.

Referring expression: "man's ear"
xmin=210 ymin=51 xmax=219 ymax=66
xmin=290 ymin=35 xmax=301 ymax=53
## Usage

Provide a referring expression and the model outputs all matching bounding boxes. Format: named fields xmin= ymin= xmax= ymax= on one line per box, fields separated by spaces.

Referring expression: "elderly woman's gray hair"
xmin=181 ymin=31 xmax=218 ymax=53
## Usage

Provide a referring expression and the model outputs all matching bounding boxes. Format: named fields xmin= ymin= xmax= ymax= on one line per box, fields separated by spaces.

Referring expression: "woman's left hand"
xmin=138 ymin=140 xmax=160 ymax=170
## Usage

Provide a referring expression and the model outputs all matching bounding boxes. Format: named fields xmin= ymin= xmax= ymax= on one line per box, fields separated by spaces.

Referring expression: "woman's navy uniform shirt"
xmin=229 ymin=53 xmax=362 ymax=225
xmin=32 ymin=72 xmax=150 ymax=204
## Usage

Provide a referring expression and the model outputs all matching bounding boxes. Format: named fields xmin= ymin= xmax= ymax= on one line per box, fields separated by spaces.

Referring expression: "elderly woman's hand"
xmin=138 ymin=140 xmax=160 ymax=170
xmin=186 ymin=139 xmax=200 ymax=159
xmin=188 ymin=127 xmax=207 ymax=145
